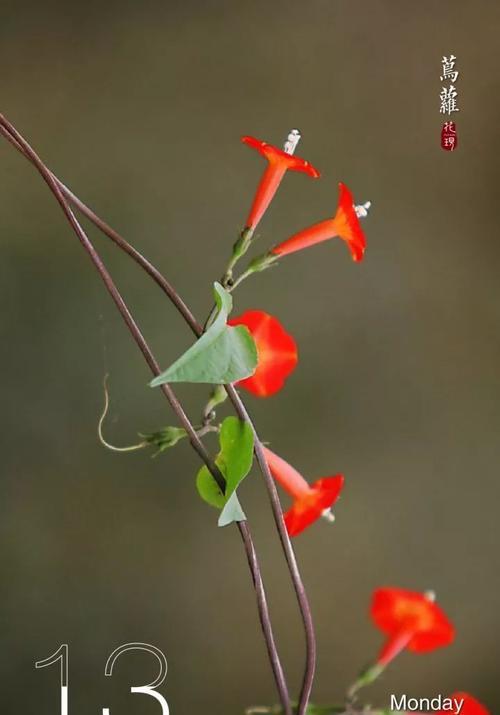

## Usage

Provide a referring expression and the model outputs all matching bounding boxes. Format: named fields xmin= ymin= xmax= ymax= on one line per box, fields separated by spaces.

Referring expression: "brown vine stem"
xmin=0 ymin=116 xmax=317 ymax=715
xmin=0 ymin=115 xmax=292 ymax=715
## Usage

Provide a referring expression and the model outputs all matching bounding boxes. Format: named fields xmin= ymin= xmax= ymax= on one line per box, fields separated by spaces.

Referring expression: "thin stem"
xmin=194 ymin=423 xmax=220 ymax=438
xmin=228 ymin=267 xmax=254 ymax=291
xmin=0 ymin=114 xmax=292 ymax=715
xmin=202 ymin=301 xmax=219 ymax=332
xmin=0 ymin=116 xmax=220 ymax=487
xmin=1 ymin=116 xmax=317 ymax=714
xmin=239 ymin=520 xmax=290 ymax=707
xmin=225 ymin=386 xmax=317 ymax=713
xmin=0 ymin=123 xmax=199 ymax=335
xmin=222 ymin=226 xmax=254 ymax=286
xmin=346 ymin=664 xmax=385 ymax=706
xmin=245 ymin=707 xmax=376 ymax=715
xmin=204 ymin=227 xmax=255 ymax=329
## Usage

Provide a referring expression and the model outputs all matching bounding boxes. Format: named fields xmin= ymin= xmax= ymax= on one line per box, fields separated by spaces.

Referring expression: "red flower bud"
xmin=441 ymin=694 xmax=490 ymax=715
xmin=262 ymin=446 xmax=344 ymax=536
xmin=227 ymin=310 xmax=298 ymax=397
xmin=242 ymin=136 xmax=320 ymax=230
xmin=371 ymin=587 xmax=454 ymax=667
xmin=272 ymin=182 xmax=367 ymax=262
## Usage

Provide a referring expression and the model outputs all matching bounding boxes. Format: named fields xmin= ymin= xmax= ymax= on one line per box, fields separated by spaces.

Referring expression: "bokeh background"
xmin=1 ymin=1 xmax=499 ymax=712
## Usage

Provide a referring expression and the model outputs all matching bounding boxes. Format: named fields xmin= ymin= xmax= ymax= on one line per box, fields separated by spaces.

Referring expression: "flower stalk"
xmin=222 ymin=226 xmax=255 ymax=287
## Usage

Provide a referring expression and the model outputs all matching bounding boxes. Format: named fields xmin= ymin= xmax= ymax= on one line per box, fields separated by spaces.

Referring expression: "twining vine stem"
xmin=0 ymin=115 xmax=292 ymax=715
xmin=0 ymin=114 xmax=317 ymax=714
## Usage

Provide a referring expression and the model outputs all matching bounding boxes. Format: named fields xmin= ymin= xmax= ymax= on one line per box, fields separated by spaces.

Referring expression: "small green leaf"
xmin=196 ymin=465 xmax=225 ymax=508
xmin=195 ymin=416 xmax=254 ymax=526
xmin=217 ymin=416 xmax=254 ymax=498
xmin=218 ymin=492 xmax=246 ymax=526
xmin=213 ymin=280 xmax=233 ymax=316
xmin=204 ymin=384 xmax=228 ymax=414
xmin=150 ymin=283 xmax=257 ymax=387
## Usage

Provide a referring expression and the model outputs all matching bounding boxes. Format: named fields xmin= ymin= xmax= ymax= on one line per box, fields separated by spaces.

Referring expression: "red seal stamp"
xmin=441 ymin=121 xmax=458 ymax=151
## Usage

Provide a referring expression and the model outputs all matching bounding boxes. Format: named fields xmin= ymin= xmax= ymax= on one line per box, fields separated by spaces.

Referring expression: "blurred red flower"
xmin=272 ymin=182 xmax=366 ymax=262
xmin=228 ymin=310 xmax=298 ymax=397
xmin=262 ymin=446 xmax=344 ymax=536
xmin=371 ymin=587 xmax=455 ymax=667
xmin=441 ymin=694 xmax=489 ymax=715
xmin=242 ymin=136 xmax=320 ymax=230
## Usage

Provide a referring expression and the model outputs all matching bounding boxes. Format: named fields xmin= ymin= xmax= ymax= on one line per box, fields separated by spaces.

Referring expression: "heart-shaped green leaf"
xmin=195 ymin=416 xmax=254 ymax=526
xmin=150 ymin=283 xmax=257 ymax=387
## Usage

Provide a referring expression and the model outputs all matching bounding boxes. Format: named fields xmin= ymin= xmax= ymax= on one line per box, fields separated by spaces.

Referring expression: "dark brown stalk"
xmin=0 ymin=116 xmax=316 ymax=714
xmin=0 ymin=114 xmax=291 ymax=715
xmin=225 ymin=386 xmax=317 ymax=712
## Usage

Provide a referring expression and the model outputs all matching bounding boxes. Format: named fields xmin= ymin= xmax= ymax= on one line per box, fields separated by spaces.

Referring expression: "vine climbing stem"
xmin=0 ymin=115 xmax=317 ymax=714
xmin=0 ymin=114 xmax=293 ymax=715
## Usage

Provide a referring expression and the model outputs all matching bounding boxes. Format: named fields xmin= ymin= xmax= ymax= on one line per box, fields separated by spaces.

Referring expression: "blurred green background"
xmin=1 ymin=0 xmax=499 ymax=712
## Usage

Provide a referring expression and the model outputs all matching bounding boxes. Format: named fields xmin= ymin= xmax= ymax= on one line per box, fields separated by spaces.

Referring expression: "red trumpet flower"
xmin=242 ymin=135 xmax=320 ymax=230
xmin=440 ymin=694 xmax=490 ymax=715
xmin=272 ymin=182 xmax=367 ymax=262
xmin=262 ymin=446 xmax=344 ymax=536
xmin=227 ymin=310 xmax=298 ymax=397
xmin=371 ymin=587 xmax=455 ymax=667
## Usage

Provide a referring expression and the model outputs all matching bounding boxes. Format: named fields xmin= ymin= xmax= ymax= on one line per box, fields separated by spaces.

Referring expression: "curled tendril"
xmin=97 ymin=374 xmax=147 ymax=453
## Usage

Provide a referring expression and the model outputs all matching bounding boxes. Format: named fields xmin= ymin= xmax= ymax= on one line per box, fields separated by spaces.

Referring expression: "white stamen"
xmin=283 ymin=128 xmax=301 ymax=155
xmin=355 ymin=201 xmax=372 ymax=219
xmin=424 ymin=590 xmax=436 ymax=602
xmin=321 ymin=508 xmax=336 ymax=524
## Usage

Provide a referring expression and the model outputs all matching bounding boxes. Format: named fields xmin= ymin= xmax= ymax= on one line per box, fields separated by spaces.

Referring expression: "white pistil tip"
xmin=321 ymin=508 xmax=336 ymax=523
xmin=283 ymin=128 xmax=301 ymax=155
xmin=424 ymin=590 xmax=436 ymax=602
xmin=355 ymin=201 xmax=372 ymax=218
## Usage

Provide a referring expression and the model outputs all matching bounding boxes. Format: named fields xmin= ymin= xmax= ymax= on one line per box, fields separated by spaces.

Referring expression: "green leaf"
xmin=217 ymin=416 xmax=254 ymax=497
xmin=218 ymin=492 xmax=246 ymax=526
xmin=195 ymin=416 xmax=254 ymax=526
xmin=196 ymin=465 xmax=225 ymax=508
xmin=202 ymin=384 xmax=228 ymax=422
xmin=150 ymin=283 xmax=257 ymax=387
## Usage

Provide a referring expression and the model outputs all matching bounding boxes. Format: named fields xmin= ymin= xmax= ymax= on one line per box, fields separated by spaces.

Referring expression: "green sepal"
xmin=231 ymin=227 xmax=254 ymax=262
xmin=140 ymin=426 xmax=187 ymax=455
xmin=248 ymin=252 xmax=279 ymax=274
